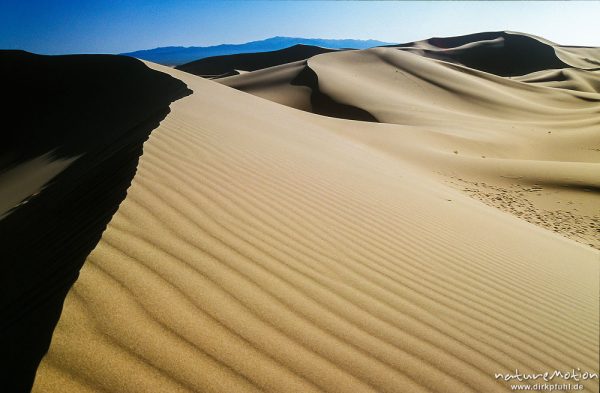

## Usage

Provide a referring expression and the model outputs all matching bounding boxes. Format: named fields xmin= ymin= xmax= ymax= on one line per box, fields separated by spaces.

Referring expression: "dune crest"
xmin=0 ymin=51 xmax=190 ymax=392
xmin=176 ymin=44 xmax=338 ymax=79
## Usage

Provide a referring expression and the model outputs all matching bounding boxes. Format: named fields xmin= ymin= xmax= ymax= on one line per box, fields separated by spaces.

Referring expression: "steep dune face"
xmin=220 ymin=60 xmax=314 ymax=111
xmin=0 ymin=51 xmax=190 ymax=392
xmin=220 ymin=59 xmax=380 ymax=122
xmin=33 ymin=48 xmax=599 ymax=393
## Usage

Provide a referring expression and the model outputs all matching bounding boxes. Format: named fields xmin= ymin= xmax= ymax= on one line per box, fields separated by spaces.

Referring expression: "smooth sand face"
xmin=34 ymin=42 xmax=599 ymax=392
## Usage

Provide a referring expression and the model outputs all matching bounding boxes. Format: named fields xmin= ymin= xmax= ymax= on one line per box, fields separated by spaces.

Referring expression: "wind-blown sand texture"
xmin=222 ymin=31 xmax=600 ymax=249
xmin=31 ymin=32 xmax=599 ymax=392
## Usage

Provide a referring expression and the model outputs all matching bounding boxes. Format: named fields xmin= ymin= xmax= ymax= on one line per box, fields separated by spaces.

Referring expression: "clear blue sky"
xmin=2 ymin=1 xmax=599 ymax=54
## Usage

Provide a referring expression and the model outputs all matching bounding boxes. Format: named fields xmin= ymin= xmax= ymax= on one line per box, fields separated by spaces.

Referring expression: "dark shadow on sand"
xmin=291 ymin=64 xmax=378 ymax=122
xmin=176 ymin=44 xmax=337 ymax=78
xmin=389 ymin=31 xmax=571 ymax=77
xmin=0 ymin=51 xmax=191 ymax=392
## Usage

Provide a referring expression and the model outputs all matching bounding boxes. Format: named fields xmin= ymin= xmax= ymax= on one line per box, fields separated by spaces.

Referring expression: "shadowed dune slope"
xmin=219 ymin=60 xmax=378 ymax=122
xmin=289 ymin=64 xmax=378 ymax=122
xmin=0 ymin=51 xmax=190 ymax=392
xmin=33 ymin=60 xmax=599 ymax=393
xmin=176 ymin=44 xmax=338 ymax=79
xmin=390 ymin=31 xmax=600 ymax=76
xmin=220 ymin=60 xmax=314 ymax=111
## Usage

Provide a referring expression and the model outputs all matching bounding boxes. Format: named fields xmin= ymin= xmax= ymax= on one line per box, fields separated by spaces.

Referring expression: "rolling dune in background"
xmin=29 ymin=32 xmax=599 ymax=392
xmin=222 ymin=31 xmax=600 ymax=249
xmin=176 ymin=44 xmax=338 ymax=79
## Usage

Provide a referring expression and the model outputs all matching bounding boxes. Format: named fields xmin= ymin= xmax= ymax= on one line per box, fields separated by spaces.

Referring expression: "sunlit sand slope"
xmin=221 ymin=32 xmax=600 ymax=249
xmin=33 ymin=63 xmax=599 ymax=393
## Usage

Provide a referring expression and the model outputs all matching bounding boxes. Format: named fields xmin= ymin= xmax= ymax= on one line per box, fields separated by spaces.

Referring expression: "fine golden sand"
xmin=33 ymin=35 xmax=599 ymax=392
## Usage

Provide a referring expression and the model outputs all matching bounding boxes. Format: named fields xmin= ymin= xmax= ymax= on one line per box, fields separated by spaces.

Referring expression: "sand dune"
xmin=514 ymin=68 xmax=600 ymax=93
xmin=0 ymin=50 xmax=189 ymax=392
xmin=391 ymin=31 xmax=600 ymax=75
xmin=220 ymin=61 xmax=314 ymax=111
xmin=220 ymin=32 xmax=600 ymax=249
xmin=32 ymin=32 xmax=599 ymax=393
xmin=176 ymin=44 xmax=338 ymax=79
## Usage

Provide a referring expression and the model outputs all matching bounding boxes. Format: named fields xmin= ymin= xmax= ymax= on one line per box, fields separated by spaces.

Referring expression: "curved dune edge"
xmin=32 ymin=63 xmax=599 ymax=393
xmin=0 ymin=52 xmax=191 ymax=392
xmin=391 ymin=31 xmax=600 ymax=74
xmin=176 ymin=44 xmax=337 ymax=78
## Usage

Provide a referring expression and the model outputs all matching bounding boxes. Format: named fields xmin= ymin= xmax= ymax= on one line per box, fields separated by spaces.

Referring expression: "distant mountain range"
xmin=121 ymin=36 xmax=393 ymax=66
